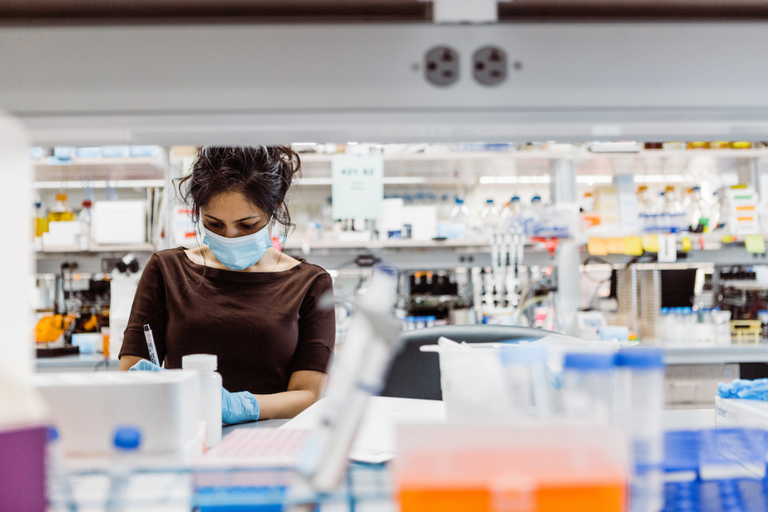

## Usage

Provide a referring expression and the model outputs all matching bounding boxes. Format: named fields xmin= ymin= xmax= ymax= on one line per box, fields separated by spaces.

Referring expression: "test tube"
xmin=561 ymin=352 xmax=614 ymax=422
xmin=615 ymin=348 xmax=665 ymax=512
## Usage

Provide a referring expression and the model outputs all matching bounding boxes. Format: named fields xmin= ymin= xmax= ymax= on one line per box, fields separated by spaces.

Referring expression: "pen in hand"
xmin=143 ymin=324 xmax=160 ymax=366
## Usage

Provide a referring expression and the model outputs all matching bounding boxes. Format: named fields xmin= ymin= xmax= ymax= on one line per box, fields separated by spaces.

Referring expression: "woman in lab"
xmin=118 ymin=146 xmax=335 ymax=424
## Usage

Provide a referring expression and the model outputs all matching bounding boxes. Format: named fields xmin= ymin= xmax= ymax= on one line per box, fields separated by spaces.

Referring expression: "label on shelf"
xmin=745 ymin=235 xmax=766 ymax=254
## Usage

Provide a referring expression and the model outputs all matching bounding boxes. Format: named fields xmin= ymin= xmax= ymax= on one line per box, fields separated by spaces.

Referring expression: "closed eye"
xmin=242 ymin=223 xmax=258 ymax=229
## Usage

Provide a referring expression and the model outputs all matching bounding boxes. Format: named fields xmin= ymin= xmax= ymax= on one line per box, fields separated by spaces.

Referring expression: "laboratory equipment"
xmin=561 ymin=352 xmax=614 ymax=422
xmin=182 ymin=354 xmax=223 ymax=448
xmin=297 ymin=267 xmax=401 ymax=492
xmin=143 ymin=324 xmax=161 ymax=366
xmin=32 ymin=372 xmax=203 ymax=461
xmin=615 ymin=348 xmax=665 ymax=512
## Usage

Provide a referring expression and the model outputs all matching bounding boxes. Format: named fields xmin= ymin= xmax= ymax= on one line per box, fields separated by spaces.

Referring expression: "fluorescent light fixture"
xmin=34 ymin=180 xmax=166 ymax=189
xmin=347 ymin=142 xmax=359 ymax=146
xmin=298 ymin=178 xmax=333 ymax=185
xmin=576 ymin=175 xmax=613 ymax=184
xmin=479 ymin=176 xmax=551 ymax=184
xmin=634 ymin=175 xmax=687 ymax=183
xmin=292 ymin=142 xmax=317 ymax=146
xmin=297 ymin=176 xmax=426 ymax=185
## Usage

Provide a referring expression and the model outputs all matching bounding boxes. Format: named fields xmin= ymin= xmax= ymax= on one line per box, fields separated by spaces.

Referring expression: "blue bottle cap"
xmin=511 ymin=196 xmax=520 ymax=202
xmin=532 ymin=195 xmax=542 ymax=202
xmin=47 ymin=426 xmax=59 ymax=442
xmin=563 ymin=352 xmax=614 ymax=371
xmin=615 ymin=348 xmax=665 ymax=369
xmin=486 ymin=199 xmax=494 ymax=204
xmin=455 ymin=197 xmax=464 ymax=204
xmin=113 ymin=426 xmax=142 ymax=451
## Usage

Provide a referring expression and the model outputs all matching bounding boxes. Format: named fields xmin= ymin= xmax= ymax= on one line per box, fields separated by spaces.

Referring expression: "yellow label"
xmin=722 ymin=235 xmax=736 ymax=244
xmin=587 ymin=237 xmax=607 ymax=256
xmin=624 ymin=236 xmax=643 ymax=256
xmin=745 ymin=234 xmax=766 ymax=254
xmin=606 ymin=237 xmax=626 ymax=254
xmin=681 ymin=236 xmax=692 ymax=252
xmin=642 ymin=234 xmax=660 ymax=253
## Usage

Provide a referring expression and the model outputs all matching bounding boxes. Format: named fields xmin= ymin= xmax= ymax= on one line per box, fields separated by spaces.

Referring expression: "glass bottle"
xmin=48 ymin=193 xmax=75 ymax=222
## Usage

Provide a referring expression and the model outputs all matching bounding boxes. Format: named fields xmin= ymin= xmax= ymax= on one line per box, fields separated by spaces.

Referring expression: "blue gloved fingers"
xmin=221 ymin=388 xmax=260 ymax=425
xmin=129 ymin=359 xmax=165 ymax=372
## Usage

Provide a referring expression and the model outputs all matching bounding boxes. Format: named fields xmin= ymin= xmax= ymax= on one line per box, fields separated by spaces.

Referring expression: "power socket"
xmin=473 ymin=46 xmax=507 ymax=86
xmin=424 ymin=46 xmax=459 ymax=87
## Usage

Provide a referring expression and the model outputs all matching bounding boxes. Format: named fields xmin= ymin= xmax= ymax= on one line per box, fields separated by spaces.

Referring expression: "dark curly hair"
xmin=178 ymin=146 xmax=301 ymax=239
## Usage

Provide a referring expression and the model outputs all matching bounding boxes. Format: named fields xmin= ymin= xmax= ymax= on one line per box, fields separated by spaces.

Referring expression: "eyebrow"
xmin=204 ymin=214 xmax=262 ymax=223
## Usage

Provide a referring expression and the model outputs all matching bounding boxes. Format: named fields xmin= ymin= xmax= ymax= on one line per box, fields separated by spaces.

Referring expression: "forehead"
xmin=203 ymin=191 xmax=265 ymax=217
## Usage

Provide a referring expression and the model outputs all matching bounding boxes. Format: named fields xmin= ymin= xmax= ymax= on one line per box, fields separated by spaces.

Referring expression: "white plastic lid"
xmin=182 ymin=354 xmax=217 ymax=371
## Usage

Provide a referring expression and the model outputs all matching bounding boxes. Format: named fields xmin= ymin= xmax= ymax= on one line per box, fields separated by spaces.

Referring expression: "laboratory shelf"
xmin=36 ymin=243 xmax=156 ymax=254
xmin=662 ymin=344 xmax=768 ymax=365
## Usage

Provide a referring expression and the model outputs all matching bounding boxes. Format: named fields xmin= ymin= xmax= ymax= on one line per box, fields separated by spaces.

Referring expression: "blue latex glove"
xmin=129 ymin=359 xmax=165 ymax=372
xmin=221 ymin=388 xmax=260 ymax=425
xmin=718 ymin=378 xmax=768 ymax=400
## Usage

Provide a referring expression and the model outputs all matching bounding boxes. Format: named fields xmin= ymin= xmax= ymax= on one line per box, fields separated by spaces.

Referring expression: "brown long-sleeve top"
xmin=118 ymin=248 xmax=335 ymax=394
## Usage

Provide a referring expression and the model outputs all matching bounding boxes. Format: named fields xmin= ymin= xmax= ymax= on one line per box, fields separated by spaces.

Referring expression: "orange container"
xmin=395 ymin=423 xmax=627 ymax=512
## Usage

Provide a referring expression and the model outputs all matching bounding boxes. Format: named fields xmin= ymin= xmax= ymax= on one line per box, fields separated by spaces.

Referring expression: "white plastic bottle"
xmin=615 ymin=349 xmax=665 ymax=512
xmin=78 ymin=200 xmax=92 ymax=251
xmin=449 ymin=197 xmax=472 ymax=238
xmin=106 ymin=426 xmax=142 ymax=510
xmin=480 ymin=199 xmax=500 ymax=237
xmin=182 ymin=354 xmax=223 ymax=448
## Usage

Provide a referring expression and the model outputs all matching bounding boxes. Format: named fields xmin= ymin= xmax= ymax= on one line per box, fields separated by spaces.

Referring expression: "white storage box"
xmin=92 ymin=200 xmax=146 ymax=244
xmin=716 ymin=396 xmax=768 ymax=430
xmin=33 ymin=371 xmax=202 ymax=459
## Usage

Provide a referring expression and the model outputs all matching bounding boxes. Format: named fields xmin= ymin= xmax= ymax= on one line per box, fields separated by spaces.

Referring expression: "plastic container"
xmin=499 ymin=344 xmax=550 ymax=419
xmin=46 ymin=427 xmax=74 ymax=509
xmin=78 ymin=199 xmax=92 ymax=251
xmin=47 ymin=193 xmax=75 ymax=222
xmin=615 ymin=348 xmax=665 ymax=512
xmin=106 ymin=426 xmax=142 ymax=510
xmin=561 ymin=352 xmax=615 ymax=422
xmin=395 ymin=422 xmax=628 ymax=512
xmin=479 ymin=199 xmax=500 ymax=236
xmin=434 ymin=344 xmax=511 ymax=422
xmin=182 ymin=354 xmax=223 ymax=448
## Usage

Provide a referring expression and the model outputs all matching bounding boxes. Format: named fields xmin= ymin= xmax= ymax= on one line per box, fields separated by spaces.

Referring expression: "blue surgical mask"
xmin=202 ymin=222 xmax=272 ymax=270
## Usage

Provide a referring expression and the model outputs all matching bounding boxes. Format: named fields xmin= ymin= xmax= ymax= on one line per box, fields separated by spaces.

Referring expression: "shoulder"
xmin=293 ymin=261 xmax=333 ymax=295
xmin=142 ymin=247 xmax=188 ymax=275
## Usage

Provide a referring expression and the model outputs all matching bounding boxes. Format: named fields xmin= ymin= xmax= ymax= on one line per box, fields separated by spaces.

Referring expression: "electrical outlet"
xmin=473 ymin=46 xmax=507 ymax=86
xmin=424 ymin=46 xmax=460 ymax=87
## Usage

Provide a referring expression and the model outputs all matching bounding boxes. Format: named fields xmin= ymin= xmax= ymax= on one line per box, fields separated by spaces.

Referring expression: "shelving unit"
xmin=33 ymin=152 xmax=169 ymax=274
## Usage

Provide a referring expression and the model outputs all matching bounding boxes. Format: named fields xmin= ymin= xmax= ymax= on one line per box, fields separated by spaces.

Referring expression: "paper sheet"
xmin=281 ymin=396 xmax=446 ymax=463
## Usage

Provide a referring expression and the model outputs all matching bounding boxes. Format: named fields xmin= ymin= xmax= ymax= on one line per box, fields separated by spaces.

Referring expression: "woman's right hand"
xmin=128 ymin=359 xmax=165 ymax=372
